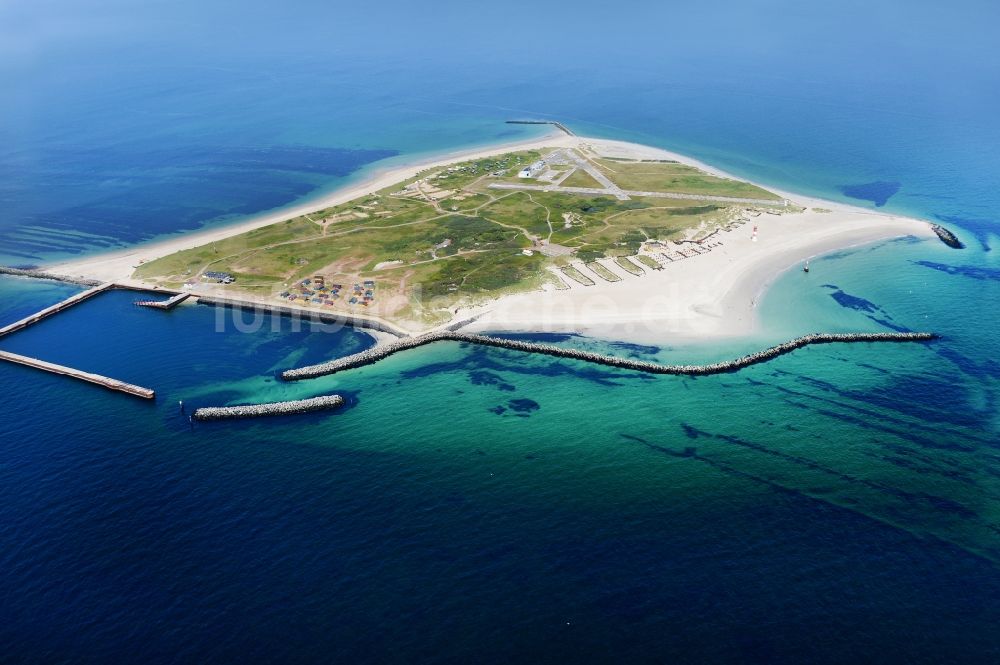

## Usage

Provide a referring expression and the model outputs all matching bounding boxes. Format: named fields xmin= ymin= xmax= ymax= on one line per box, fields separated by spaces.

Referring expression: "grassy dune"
xmin=134 ymin=146 xmax=782 ymax=323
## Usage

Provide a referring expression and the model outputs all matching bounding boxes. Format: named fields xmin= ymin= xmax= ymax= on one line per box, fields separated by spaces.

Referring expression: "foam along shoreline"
xmin=282 ymin=331 xmax=937 ymax=381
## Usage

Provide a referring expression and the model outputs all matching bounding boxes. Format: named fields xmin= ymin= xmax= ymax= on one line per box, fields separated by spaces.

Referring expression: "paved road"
xmin=565 ymin=151 xmax=631 ymax=200
xmin=488 ymin=182 xmax=786 ymax=207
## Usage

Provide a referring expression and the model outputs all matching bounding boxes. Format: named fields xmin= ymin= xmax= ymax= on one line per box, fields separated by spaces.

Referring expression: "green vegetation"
xmin=134 ymin=145 xmax=784 ymax=325
xmin=560 ymin=265 xmax=594 ymax=286
xmin=591 ymin=158 xmax=782 ymax=200
xmin=560 ymin=168 xmax=604 ymax=189
xmin=615 ymin=256 xmax=644 ymax=276
xmin=635 ymin=255 xmax=662 ymax=270
xmin=586 ymin=261 xmax=621 ymax=282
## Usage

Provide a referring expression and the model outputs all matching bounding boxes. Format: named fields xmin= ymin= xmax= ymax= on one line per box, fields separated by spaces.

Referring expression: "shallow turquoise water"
xmin=2 ymin=0 xmax=999 ymax=661
xmin=0 ymin=243 xmax=997 ymax=662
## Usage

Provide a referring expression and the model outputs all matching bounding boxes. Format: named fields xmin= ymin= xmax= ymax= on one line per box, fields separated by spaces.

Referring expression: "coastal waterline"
xmin=0 ymin=237 xmax=998 ymax=661
xmin=3 ymin=0 xmax=999 ymax=658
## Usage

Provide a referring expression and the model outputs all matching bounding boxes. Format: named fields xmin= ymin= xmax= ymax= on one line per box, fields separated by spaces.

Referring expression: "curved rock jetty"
xmin=282 ymin=331 xmax=938 ymax=381
xmin=192 ymin=394 xmax=344 ymax=421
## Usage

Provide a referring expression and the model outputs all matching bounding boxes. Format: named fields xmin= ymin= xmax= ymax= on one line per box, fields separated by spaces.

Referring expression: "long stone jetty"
xmin=0 ymin=282 xmax=114 ymax=338
xmin=506 ymin=119 xmax=575 ymax=136
xmin=192 ymin=394 xmax=344 ymax=421
xmin=0 ymin=266 xmax=102 ymax=287
xmin=282 ymin=331 xmax=938 ymax=381
xmin=0 ymin=350 xmax=155 ymax=399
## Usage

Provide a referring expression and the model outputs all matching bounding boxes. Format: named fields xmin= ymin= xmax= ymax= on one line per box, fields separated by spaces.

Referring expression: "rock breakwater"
xmin=192 ymin=394 xmax=345 ymax=421
xmin=282 ymin=331 xmax=937 ymax=381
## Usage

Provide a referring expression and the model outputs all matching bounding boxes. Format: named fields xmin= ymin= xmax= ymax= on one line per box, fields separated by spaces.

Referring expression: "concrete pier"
xmin=0 ymin=350 xmax=155 ymax=399
xmin=282 ymin=331 xmax=938 ymax=381
xmin=193 ymin=394 xmax=344 ymax=420
xmin=0 ymin=282 xmax=114 ymax=338
xmin=134 ymin=292 xmax=190 ymax=310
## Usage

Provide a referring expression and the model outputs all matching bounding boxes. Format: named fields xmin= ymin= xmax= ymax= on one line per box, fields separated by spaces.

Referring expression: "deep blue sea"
xmin=1 ymin=1 xmax=999 ymax=662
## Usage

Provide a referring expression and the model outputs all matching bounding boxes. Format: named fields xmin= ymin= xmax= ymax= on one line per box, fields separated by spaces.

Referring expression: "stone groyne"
xmin=192 ymin=394 xmax=344 ymax=421
xmin=282 ymin=331 xmax=938 ymax=381
xmin=0 ymin=266 xmax=102 ymax=287
xmin=505 ymin=119 xmax=575 ymax=136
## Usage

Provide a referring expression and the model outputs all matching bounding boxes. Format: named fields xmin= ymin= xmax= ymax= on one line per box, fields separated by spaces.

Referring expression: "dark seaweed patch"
xmin=824 ymin=285 xmax=879 ymax=313
xmin=839 ymin=181 xmax=901 ymax=207
xmin=507 ymin=398 xmax=540 ymax=413
xmin=681 ymin=423 xmax=708 ymax=439
xmin=468 ymin=370 xmax=516 ymax=391
xmin=821 ymin=285 xmax=914 ymax=331
xmin=401 ymin=345 xmax=654 ymax=387
xmin=914 ymin=260 xmax=1000 ymax=281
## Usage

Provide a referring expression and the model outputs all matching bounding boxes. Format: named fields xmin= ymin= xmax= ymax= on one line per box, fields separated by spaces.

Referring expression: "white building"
xmin=518 ymin=160 xmax=546 ymax=179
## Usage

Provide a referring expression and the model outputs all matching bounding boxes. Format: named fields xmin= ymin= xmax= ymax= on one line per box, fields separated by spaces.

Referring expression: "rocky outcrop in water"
xmin=192 ymin=394 xmax=344 ymax=420
xmin=930 ymin=225 xmax=964 ymax=249
xmin=282 ymin=331 xmax=938 ymax=381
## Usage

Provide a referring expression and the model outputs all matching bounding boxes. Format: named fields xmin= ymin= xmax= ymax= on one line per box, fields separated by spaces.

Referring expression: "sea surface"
xmin=1 ymin=1 xmax=999 ymax=662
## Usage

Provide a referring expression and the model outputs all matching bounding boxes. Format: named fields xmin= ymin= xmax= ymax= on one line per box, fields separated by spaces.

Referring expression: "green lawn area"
xmin=479 ymin=192 xmax=552 ymax=239
xmin=593 ymin=158 xmax=781 ymax=200
xmin=560 ymin=168 xmax=604 ymax=189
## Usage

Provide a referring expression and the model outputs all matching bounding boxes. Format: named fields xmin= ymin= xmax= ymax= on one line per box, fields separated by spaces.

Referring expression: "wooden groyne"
xmin=0 ymin=282 xmax=114 ymax=338
xmin=192 ymin=394 xmax=344 ymax=421
xmin=0 ymin=350 xmax=155 ymax=399
xmin=282 ymin=331 xmax=938 ymax=381
xmin=506 ymin=119 xmax=575 ymax=136
xmin=134 ymin=292 xmax=190 ymax=310
xmin=0 ymin=266 xmax=102 ymax=287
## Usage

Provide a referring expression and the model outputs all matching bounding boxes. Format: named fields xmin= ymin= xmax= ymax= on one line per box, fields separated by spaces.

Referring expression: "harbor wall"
xmin=195 ymin=295 xmax=409 ymax=337
xmin=0 ymin=350 xmax=155 ymax=399
xmin=0 ymin=282 xmax=115 ymax=338
xmin=282 ymin=331 xmax=938 ymax=381
xmin=193 ymin=394 xmax=344 ymax=420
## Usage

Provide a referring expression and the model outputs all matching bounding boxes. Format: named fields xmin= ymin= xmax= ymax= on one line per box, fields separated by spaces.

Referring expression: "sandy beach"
xmin=45 ymin=134 xmax=934 ymax=344
xmin=454 ymin=137 xmax=933 ymax=343
xmin=47 ymin=129 xmax=573 ymax=284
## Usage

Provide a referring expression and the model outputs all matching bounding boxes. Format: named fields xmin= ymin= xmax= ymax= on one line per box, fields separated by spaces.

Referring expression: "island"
xmin=50 ymin=134 xmax=934 ymax=344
